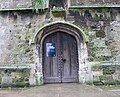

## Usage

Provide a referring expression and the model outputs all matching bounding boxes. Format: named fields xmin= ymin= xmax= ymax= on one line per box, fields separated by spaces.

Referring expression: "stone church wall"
xmin=1 ymin=8 xmax=120 ymax=64
xmin=0 ymin=0 xmax=32 ymax=9
xmin=66 ymin=8 xmax=120 ymax=62
xmin=0 ymin=0 xmax=120 ymax=86
xmin=0 ymin=11 xmax=46 ymax=64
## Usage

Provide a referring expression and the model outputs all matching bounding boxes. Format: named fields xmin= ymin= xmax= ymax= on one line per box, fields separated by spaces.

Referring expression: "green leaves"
xmin=32 ymin=0 xmax=47 ymax=12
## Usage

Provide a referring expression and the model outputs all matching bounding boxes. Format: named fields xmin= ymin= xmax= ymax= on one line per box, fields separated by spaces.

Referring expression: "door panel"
xmin=43 ymin=33 xmax=61 ymax=83
xmin=43 ymin=32 xmax=79 ymax=83
xmin=60 ymin=33 xmax=79 ymax=82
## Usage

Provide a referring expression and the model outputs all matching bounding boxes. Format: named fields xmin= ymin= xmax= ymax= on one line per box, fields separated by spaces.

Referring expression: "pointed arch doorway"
xmin=35 ymin=21 xmax=88 ymax=84
xmin=43 ymin=31 xmax=78 ymax=83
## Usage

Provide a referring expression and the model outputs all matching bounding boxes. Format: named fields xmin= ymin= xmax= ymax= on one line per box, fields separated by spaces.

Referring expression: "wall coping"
xmin=0 ymin=64 xmax=31 ymax=69
xmin=0 ymin=5 xmax=120 ymax=12
xmin=69 ymin=5 xmax=120 ymax=9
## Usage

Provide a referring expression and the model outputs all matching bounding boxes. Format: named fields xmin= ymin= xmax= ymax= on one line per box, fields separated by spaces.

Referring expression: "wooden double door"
xmin=43 ymin=32 xmax=79 ymax=83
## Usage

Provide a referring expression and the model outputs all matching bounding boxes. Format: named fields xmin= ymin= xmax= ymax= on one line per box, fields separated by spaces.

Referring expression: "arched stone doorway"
xmin=34 ymin=21 xmax=91 ymax=84
xmin=43 ymin=31 xmax=79 ymax=83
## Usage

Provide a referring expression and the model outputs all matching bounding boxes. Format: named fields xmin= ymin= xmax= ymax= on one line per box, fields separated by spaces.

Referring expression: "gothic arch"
xmin=34 ymin=21 xmax=88 ymax=44
xmin=34 ymin=21 xmax=90 ymax=84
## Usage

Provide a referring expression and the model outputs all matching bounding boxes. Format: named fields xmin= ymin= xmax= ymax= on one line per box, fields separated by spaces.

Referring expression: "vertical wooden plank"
xmin=62 ymin=33 xmax=71 ymax=77
xmin=70 ymin=35 xmax=78 ymax=78
xmin=52 ymin=33 xmax=58 ymax=77
xmin=61 ymin=32 xmax=79 ymax=83
xmin=43 ymin=33 xmax=61 ymax=83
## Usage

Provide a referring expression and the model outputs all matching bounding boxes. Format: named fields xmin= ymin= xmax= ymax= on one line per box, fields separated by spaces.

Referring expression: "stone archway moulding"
xmin=33 ymin=21 xmax=91 ymax=84
xmin=33 ymin=21 xmax=88 ymax=44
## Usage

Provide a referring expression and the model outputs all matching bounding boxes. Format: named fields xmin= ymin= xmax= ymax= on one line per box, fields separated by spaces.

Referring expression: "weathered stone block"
xmin=96 ymin=48 xmax=111 ymax=57
xmin=93 ymin=38 xmax=106 ymax=47
xmin=1 ymin=75 xmax=13 ymax=87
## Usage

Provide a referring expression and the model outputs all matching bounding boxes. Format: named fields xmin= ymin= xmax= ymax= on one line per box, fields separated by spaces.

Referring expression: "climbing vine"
xmin=32 ymin=0 xmax=48 ymax=12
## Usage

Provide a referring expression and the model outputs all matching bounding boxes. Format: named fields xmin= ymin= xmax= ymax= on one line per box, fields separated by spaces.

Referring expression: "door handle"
xmin=61 ymin=58 xmax=66 ymax=62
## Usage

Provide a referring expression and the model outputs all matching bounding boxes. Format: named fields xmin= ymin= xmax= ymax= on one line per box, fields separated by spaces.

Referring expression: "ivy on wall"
xmin=32 ymin=0 xmax=48 ymax=12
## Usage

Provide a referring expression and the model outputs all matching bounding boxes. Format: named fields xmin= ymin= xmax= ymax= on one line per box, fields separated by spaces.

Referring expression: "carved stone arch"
xmin=38 ymin=24 xmax=84 ymax=45
xmin=34 ymin=21 xmax=88 ymax=44
xmin=34 ymin=21 xmax=91 ymax=84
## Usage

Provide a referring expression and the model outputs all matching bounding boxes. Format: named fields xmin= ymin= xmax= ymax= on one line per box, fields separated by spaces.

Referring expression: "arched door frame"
xmin=34 ymin=21 xmax=89 ymax=84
